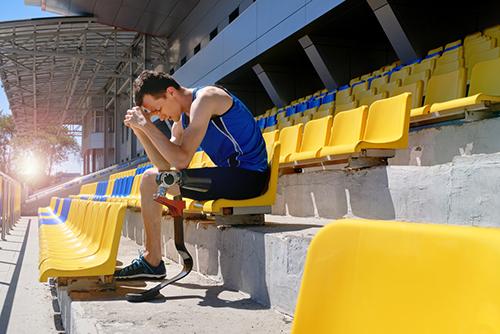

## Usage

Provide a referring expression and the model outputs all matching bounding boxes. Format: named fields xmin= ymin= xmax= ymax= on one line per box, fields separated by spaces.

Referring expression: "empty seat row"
xmin=272 ymin=93 xmax=410 ymax=165
xmin=258 ymin=24 xmax=500 ymax=132
xmin=38 ymin=198 xmax=126 ymax=282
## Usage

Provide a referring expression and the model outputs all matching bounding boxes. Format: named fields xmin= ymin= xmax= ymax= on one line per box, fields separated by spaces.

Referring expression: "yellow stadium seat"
xmin=392 ymin=80 xmax=424 ymax=111
xmin=318 ymin=106 xmax=368 ymax=157
xmin=411 ymin=58 xmax=435 ymax=75
xmin=278 ymin=119 xmax=293 ymax=130
xmin=403 ymin=69 xmax=431 ymax=92
xmin=427 ymin=46 xmax=443 ymax=55
xmin=263 ymin=125 xmax=277 ymax=132
xmin=437 ymin=47 xmax=464 ymax=64
xmin=127 ymin=175 xmax=142 ymax=208
xmin=352 ymin=81 xmax=369 ymax=96
xmin=317 ymin=101 xmax=334 ymax=113
xmin=294 ymin=114 xmax=312 ymax=125
xmin=371 ymin=69 xmax=384 ymax=76
xmin=464 ymin=32 xmax=483 ymax=45
xmin=335 ymin=100 xmax=358 ymax=113
xmin=278 ymin=124 xmax=303 ymax=163
xmin=313 ymin=107 xmax=334 ymax=120
xmin=349 ymin=77 xmax=360 ymax=86
xmin=424 ymin=68 xmax=467 ymax=113
xmin=352 ymin=85 xmax=377 ymax=101
xmin=484 ymin=25 xmax=500 ymax=36
xmin=389 ymin=67 xmax=411 ymax=83
xmin=358 ymin=92 xmax=387 ymax=107
xmin=444 ymin=39 xmax=462 ymax=50
xmin=292 ymin=219 xmax=500 ymax=334
xmin=357 ymin=93 xmax=411 ymax=151
xmin=335 ymin=87 xmax=353 ymax=105
xmin=289 ymin=112 xmax=303 ymax=124
xmin=465 ymin=38 xmax=496 ymax=64
xmin=377 ymin=79 xmax=401 ymax=96
xmin=202 ymin=152 xmax=216 ymax=167
xmin=424 ymin=57 xmax=500 ymax=114
xmin=189 ymin=143 xmax=281 ymax=215
xmin=369 ymin=75 xmax=389 ymax=91
xmin=434 ymin=58 xmax=464 ymax=75
xmin=262 ymin=130 xmax=279 ymax=161
xmin=39 ymin=202 xmax=126 ymax=282
xmin=467 ymin=46 xmax=500 ymax=78
xmin=303 ymin=107 xmax=318 ymax=118
xmin=189 ymin=151 xmax=205 ymax=168
xmin=289 ymin=116 xmax=333 ymax=162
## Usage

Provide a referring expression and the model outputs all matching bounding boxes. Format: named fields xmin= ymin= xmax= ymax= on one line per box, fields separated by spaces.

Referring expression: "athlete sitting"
xmin=115 ymin=70 xmax=268 ymax=279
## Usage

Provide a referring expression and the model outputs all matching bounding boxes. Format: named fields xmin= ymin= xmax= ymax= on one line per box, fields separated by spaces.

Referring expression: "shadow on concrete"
xmin=0 ymin=220 xmax=29 ymax=334
xmin=347 ymin=167 xmax=396 ymax=220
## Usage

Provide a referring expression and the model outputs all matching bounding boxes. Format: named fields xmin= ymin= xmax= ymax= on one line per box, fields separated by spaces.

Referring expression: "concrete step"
xmin=123 ymin=213 xmax=325 ymax=316
xmin=57 ymin=234 xmax=292 ymax=334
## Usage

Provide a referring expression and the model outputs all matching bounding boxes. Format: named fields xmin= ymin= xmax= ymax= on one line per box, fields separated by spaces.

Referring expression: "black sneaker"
xmin=114 ymin=255 xmax=166 ymax=280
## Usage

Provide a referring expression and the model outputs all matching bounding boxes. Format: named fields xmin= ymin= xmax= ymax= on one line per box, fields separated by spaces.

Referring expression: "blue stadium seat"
xmin=39 ymin=198 xmax=72 ymax=225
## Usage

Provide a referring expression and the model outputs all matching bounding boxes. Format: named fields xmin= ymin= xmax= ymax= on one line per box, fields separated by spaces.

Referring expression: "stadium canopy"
xmin=0 ymin=16 xmax=169 ymax=136
xmin=24 ymin=0 xmax=199 ymax=36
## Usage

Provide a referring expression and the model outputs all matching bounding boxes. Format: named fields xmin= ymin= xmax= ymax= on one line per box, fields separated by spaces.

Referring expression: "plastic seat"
xmin=467 ymin=46 xmax=500 ymax=78
xmin=335 ymin=86 xmax=353 ymax=105
xmin=358 ymin=92 xmax=387 ymax=107
xmin=262 ymin=130 xmax=279 ymax=161
xmin=187 ymin=143 xmax=281 ymax=215
xmin=189 ymin=151 xmax=205 ymax=168
xmin=403 ymin=69 xmax=431 ymax=92
xmin=292 ymin=218 xmax=500 ymax=334
xmin=427 ymin=57 xmax=500 ymax=113
xmin=389 ymin=67 xmax=411 ymax=83
xmin=335 ymin=100 xmax=358 ymax=113
xmin=39 ymin=202 xmax=127 ymax=282
xmin=318 ymin=106 xmax=368 ymax=157
xmin=289 ymin=116 xmax=333 ymax=162
xmin=277 ymin=124 xmax=302 ymax=164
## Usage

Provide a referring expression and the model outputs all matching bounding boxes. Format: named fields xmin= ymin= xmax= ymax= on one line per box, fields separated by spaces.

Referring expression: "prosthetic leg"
xmin=125 ymin=171 xmax=210 ymax=302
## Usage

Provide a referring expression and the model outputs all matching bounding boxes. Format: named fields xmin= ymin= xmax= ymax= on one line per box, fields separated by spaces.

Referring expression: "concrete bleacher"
xmin=34 ymin=23 xmax=500 ymax=333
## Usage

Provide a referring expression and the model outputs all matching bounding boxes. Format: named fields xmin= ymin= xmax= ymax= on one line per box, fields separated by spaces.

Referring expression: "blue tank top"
xmin=181 ymin=86 xmax=268 ymax=172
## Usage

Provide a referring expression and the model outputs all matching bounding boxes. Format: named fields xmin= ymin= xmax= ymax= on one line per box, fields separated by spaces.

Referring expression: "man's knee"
xmin=140 ymin=168 xmax=159 ymax=193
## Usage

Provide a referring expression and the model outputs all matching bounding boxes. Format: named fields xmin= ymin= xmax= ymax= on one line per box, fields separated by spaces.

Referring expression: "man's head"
xmin=133 ymin=70 xmax=183 ymax=122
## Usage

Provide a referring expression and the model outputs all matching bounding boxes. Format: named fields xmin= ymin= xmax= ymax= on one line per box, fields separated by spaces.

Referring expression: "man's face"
xmin=142 ymin=87 xmax=181 ymax=122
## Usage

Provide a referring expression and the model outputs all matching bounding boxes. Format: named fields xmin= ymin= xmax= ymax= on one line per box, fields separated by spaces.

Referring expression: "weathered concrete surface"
xmin=59 ymin=236 xmax=292 ymax=334
xmin=274 ymin=152 xmax=500 ymax=226
xmin=391 ymin=117 xmax=500 ymax=166
xmin=123 ymin=213 xmax=320 ymax=316
xmin=0 ymin=217 xmax=63 ymax=333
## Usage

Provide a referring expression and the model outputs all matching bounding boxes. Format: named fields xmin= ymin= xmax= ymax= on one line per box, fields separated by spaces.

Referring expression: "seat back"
xmin=262 ymin=130 xmax=279 ymax=161
xmin=298 ymin=116 xmax=333 ymax=155
xmin=98 ymin=203 xmax=127 ymax=275
xmin=363 ymin=93 xmax=411 ymax=148
xmin=392 ymin=80 xmax=424 ymax=108
xmin=328 ymin=106 xmax=368 ymax=147
xmin=292 ymin=219 xmax=500 ymax=334
xmin=424 ymin=68 xmax=466 ymax=105
xmin=469 ymin=56 xmax=500 ymax=96
xmin=467 ymin=47 xmax=500 ymax=79
xmin=278 ymin=124 xmax=303 ymax=163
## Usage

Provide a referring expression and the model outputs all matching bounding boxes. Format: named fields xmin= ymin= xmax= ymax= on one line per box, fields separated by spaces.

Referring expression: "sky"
xmin=0 ymin=1 xmax=83 ymax=174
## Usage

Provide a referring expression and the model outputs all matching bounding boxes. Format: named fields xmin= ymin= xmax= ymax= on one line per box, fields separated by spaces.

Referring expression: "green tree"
xmin=0 ymin=110 xmax=15 ymax=174
xmin=20 ymin=126 xmax=80 ymax=177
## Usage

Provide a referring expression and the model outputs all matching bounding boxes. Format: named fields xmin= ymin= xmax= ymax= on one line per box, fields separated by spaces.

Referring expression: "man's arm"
xmin=131 ymin=126 xmax=171 ymax=171
xmin=170 ymin=120 xmax=183 ymax=146
xmin=140 ymin=93 xmax=214 ymax=169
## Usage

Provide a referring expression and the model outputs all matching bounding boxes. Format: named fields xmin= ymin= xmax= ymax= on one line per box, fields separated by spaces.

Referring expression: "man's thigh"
xmin=180 ymin=167 xmax=269 ymax=201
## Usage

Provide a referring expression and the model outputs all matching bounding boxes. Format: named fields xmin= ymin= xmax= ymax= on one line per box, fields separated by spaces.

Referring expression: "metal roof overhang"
xmin=0 ymin=16 xmax=168 ymax=136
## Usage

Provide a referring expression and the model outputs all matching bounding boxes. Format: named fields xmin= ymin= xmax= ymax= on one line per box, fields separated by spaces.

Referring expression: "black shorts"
xmin=180 ymin=167 xmax=270 ymax=201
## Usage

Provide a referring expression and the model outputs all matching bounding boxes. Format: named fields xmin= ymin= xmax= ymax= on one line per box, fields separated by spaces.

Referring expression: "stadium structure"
xmin=1 ymin=0 xmax=500 ymax=332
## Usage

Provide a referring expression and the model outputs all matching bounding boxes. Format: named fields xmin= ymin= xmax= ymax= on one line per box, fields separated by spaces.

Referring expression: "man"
xmin=115 ymin=70 xmax=268 ymax=279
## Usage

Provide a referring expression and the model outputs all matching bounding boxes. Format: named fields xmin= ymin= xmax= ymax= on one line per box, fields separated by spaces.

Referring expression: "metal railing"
xmin=0 ymin=172 xmax=22 ymax=240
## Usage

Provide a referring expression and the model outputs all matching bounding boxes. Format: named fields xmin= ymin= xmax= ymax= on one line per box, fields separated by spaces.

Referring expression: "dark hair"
xmin=133 ymin=70 xmax=181 ymax=106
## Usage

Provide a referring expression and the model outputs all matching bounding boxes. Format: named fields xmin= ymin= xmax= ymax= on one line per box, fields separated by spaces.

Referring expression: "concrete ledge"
xmin=274 ymin=152 xmax=500 ymax=226
xmin=55 ymin=237 xmax=292 ymax=334
xmin=123 ymin=213 xmax=320 ymax=316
